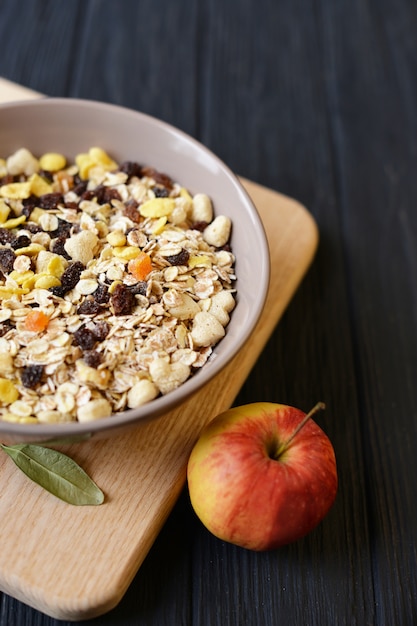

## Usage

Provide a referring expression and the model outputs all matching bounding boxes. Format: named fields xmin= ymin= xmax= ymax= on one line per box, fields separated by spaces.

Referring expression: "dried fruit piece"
xmin=0 ymin=249 xmax=16 ymax=274
xmin=21 ymin=364 xmax=44 ymax=388
xmin=141 ymin=167 xmax=173 ymax=189
xmin=127 ymin=281 xmax=147 ymax=296
xmin=51 ymin=235 xmax=72 ymax=261
xmin=58 ymin=261 xmax=84 ymax=294
xmin=38 ymin=192 xmax=64 ymax=210
xmin=77 ymin=299 xmax=101 ymax=316
xmin=83 ymin=350 xmax=102 ymax=368
xmin=0 ymin=227 xmax=16 ymax=245
xmin=119 ymin=161 xmax=143 ymax=179
xmin=24 ymin=310 xmax=50 ymax=332
xmin=95 ymin=185 xmax=121 ymax=204
xmin=0 ymin=321 xmax=13 ymax=337
xmin=49 ymin=219 xmax=72 ymax=239
xmin=111 ymin=283 xmax=136 ymax=316
xmin=93 ymin=283 xmax=110 ymax=304
xmin=123 ymin=202 xmax=141 ymax=223
xmin=165 ymin=248 xmax=190 ymax=266
xmin=152 ymin=186 xmax=169 ymax=198
xmin=21 ymin=194 xmax=39 ymax=219
xmin=11 ymin=235 xmax=31 ymax=250
xmin=127 ymin=252 xmax=153 ymax=281
xmin=73 ymin=326 xmax=97 ymax=351
xmin=91 ymin=321 xmax=110 ymax=342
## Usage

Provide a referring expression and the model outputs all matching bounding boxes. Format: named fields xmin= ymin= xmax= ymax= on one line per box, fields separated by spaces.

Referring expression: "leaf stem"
xmin=0 ymin=443 xmax=104 ymax=505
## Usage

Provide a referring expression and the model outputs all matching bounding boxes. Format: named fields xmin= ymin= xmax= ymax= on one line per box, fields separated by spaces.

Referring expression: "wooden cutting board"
xmin=0 ymin=78 xmax=319 ymax=621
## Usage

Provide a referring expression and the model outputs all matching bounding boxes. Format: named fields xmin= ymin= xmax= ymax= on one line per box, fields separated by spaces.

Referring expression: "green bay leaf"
xmin=1 ymin=443 xmax=104 ymax=506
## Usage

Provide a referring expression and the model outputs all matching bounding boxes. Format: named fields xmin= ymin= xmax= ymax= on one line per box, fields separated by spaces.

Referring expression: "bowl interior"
xmin=0 ymin=98 xmax=270 ymax=441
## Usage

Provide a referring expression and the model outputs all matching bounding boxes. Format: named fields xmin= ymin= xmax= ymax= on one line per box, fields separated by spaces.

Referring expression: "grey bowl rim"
xmin=0 ymin=96 xmax=270 ymax=440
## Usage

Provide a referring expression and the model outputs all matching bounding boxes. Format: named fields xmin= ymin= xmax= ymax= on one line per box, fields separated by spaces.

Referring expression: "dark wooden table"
xmin=1 ymin=0 xmax=416 ymax=624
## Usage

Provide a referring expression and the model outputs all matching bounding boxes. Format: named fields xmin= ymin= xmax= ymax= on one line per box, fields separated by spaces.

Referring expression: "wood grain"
xmin=1 ymin=1 xmax=417 ymax=624
xmin=0 ymin=79 xmax=318 ymax=620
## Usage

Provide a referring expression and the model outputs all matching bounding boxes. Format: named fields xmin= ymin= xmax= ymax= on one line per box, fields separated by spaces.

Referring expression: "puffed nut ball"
xmin=190 ymin=311 xmax=225 ymax=347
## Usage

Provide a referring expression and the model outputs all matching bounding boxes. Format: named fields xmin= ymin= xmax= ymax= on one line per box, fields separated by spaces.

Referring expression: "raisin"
xmin=93 ymin=284 xmax=110 ymax=304
xmin=0 ymin=320 xmax=13 ymax=337
xmin=92 ymin=321 xmax=110 ymax=342
xmin=83 ymin=350 xmax=102 ymax=368
xmin=152 ymin=186 xmax=169 ymax=198
xmin=80 ymin=189 xmax=97 ymax=202
xmin=24 ymin=222 xmax=42 ymax=234
xmin=119 ymin=161 xmax=143 ymax=179
xmin=111 ymin=283 xmax=136 ymax=316
xmin=0 ymin=174 xmax=15 ymax=186
xmin=21 ymin=205 xmax=34 ymax=219
xmin=127 ymin=281 xmax=147 ymax=296
xmin=0 ymin=249 xmax=16 ymax=274
xmin=11 ymin=235 xmax=31 ymax=250
xmin=96 ymin=186 xmax=121 ymax=204
xmin=51 ymin=235 xmax=72 ymax=260
xmin=21 ymin=364 xmax=44 ymax=389
xmin=77 ymin=299 xmax=101 ymax=316
xmin=141 ymin=167 xmax=173 ymax=190
xmin=38 ymin=169 xmax=54 ymax=183
xmin=73 ymin=326 xmax=97 ymax=350
xmin=38 ymin=192 xmax=64 ymax=210
xmin=165 ymin=248 xmax=190 ymax=266
xmin=73 ymin=181 xmax=88 ymax=196
xmin=22 ymin=195 xmax=38 ymax=218
xmin=123 ymin=201 xmax=141 ymax=223
xmin=50 ymin=286 xmax=67 ymax=298
xmin=48 ymin=219 xmax=72 ymax=239
xmin=51 ymin=261 xmax=84 ymax=297
xmin=0 ymin=228 xmax=17 ymax=245
xmin=64 ymin=201 xmax=80 ymax=211
xmin=192 ymin=221 xmax=209 ymax=232
xmin=91 ymin=185 xmax=105 ymax=203
xmin=60 ymin=261 xmax=84 ymax=292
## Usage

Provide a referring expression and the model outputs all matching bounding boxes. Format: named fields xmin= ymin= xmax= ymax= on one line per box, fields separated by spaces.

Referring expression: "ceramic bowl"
xmin=0 ymin=98 xmax=269 ymax=442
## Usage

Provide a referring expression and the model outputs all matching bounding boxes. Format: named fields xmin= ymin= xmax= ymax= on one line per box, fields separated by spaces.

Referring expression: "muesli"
xmin=0 ymin=147 xmax=236 ymax=424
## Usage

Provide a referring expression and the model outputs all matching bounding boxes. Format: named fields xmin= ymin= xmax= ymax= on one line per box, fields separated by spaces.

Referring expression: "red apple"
xmin=187 ymin=402 xmax=337 ymax=551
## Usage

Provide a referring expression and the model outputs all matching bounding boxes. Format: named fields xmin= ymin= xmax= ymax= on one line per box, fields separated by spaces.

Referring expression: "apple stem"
xmin=278 ymin=402 xmax=326 ymax=456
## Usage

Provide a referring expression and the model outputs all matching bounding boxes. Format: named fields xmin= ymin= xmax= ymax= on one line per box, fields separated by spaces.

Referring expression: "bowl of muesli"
xmin=0 ymin=98 xmax=269 ymax=442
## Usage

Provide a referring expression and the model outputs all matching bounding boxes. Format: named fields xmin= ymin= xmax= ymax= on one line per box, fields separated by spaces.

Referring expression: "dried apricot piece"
xmin=24 ymin=310 xmax=50 ymax=332
xmin=127 ymin=252 xmax=152 ymax=281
